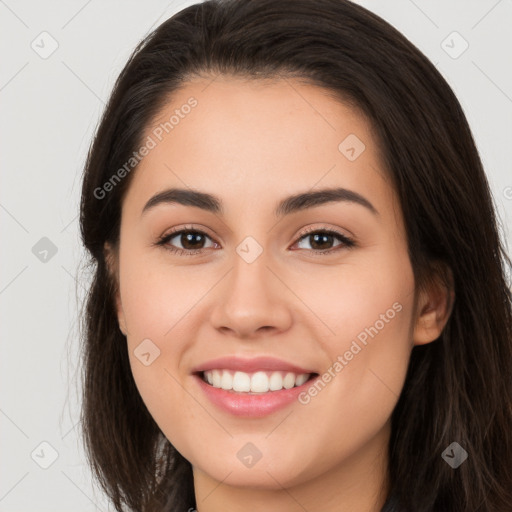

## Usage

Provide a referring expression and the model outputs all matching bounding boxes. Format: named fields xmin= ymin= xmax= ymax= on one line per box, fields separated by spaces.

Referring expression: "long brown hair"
xmin=78 ymin=1 xmax=512 ymax=510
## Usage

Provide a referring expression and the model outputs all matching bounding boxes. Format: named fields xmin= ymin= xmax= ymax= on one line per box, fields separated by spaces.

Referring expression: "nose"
xmin=209 ymin=252 xmax=293 ymax=340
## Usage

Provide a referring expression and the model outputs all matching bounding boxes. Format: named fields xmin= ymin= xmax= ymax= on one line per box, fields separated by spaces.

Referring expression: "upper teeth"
xmin=203 ymin=370 xmax=310 ymax=393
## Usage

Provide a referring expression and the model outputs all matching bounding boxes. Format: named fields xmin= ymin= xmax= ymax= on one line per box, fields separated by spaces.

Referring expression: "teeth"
xmin=250 ymin=371 xmax=268 ymax=392
xmin=233 ymin=371 xmax=251 ymax=392
xmin=220 ymin=371 xmax=233 ymax=390
xmin=202 ymin=369 xmax=312 ymax=393
xmin=295 ymin=373 xmax=308 ymax=386
xmin=283 ymin=372 xmax=295 ymax=389
xmin=212 ymin=369 xmax=222 ymax=388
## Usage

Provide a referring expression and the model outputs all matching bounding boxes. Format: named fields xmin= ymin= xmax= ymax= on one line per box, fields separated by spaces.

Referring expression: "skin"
xmin=106 ymin=75 xmax=452 ymax=512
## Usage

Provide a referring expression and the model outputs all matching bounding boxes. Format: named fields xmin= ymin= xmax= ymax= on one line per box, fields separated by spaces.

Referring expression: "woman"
xmin=78 ymin=0 xmax=512 ymax=510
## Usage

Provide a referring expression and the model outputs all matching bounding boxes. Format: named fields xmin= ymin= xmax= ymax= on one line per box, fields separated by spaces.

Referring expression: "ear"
xmin=412 ymin=263 xmax=454 ymax=346
xmin=104 ymin=241 xmax=127 ymax=336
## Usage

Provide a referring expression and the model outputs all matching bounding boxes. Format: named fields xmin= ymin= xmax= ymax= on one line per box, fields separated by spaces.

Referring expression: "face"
xmin=108 ymin=76 xmax=445 ymax=496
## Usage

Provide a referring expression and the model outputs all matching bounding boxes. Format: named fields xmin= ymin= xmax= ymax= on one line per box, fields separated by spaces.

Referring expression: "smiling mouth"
xmin=197 ymin=369 xmax=318 ymax=394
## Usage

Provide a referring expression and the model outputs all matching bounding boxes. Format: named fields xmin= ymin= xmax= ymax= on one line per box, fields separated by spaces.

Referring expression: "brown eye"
xmin=157 ymin=229 xmax=218 ymax=255
xmin=174 ymin=231 xmax=208 ymax=250
xmin=294 ymin=229 xmax=355 ymax=254
xmin=305 ymin=232 xmax=336 ymax=250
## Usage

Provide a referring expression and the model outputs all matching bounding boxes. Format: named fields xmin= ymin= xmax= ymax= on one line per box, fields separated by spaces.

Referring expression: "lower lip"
xmin=194 ymin=374 xmax=319 ymax=417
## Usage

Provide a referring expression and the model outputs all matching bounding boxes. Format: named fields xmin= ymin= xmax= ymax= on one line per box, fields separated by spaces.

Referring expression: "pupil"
xmin=182 ymin=232 xmax=203 ymax=250
xmin=311 ymin=233 xmax=332 ymax=250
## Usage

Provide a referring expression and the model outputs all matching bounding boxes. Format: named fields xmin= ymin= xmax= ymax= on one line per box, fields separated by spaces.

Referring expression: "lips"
xmin=191 ymin=356 xmax=320 ymax=417
xmin=193 ymin=372 xmax=320 ymax=417
xmin=191 ymin=355 xmax=316 ymax=375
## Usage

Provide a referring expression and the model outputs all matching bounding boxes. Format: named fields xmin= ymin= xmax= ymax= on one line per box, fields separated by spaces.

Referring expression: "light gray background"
xmin=1 ymin=1 xmax=511 ymax=510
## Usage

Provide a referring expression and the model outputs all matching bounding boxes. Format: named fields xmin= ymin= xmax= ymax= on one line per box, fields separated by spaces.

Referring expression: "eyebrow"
xmin=141 ymin=186 xmax=379 ymax=218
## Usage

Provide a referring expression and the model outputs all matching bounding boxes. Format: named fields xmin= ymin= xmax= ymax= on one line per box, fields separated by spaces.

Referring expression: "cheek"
xmin=117 ymin=251 xmax=197 ymax=423
xmin=295 ymin=245 xmax=414 ymax=350
xmin=119 ymin=247 xmax=209 ymax=340
xmin=295 ymin=248 xmax=415 ymax=430
xmin=291 ymin=294 xmax=413 ymax=476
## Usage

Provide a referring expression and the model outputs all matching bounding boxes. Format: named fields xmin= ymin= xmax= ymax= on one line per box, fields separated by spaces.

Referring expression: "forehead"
xmin=122 ymin=75 xmax=395 ymax=222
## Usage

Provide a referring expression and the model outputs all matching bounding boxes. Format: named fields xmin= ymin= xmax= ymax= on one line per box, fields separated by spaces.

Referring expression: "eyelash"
xmin=154 ymin=224 xmax=356 ymax=257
